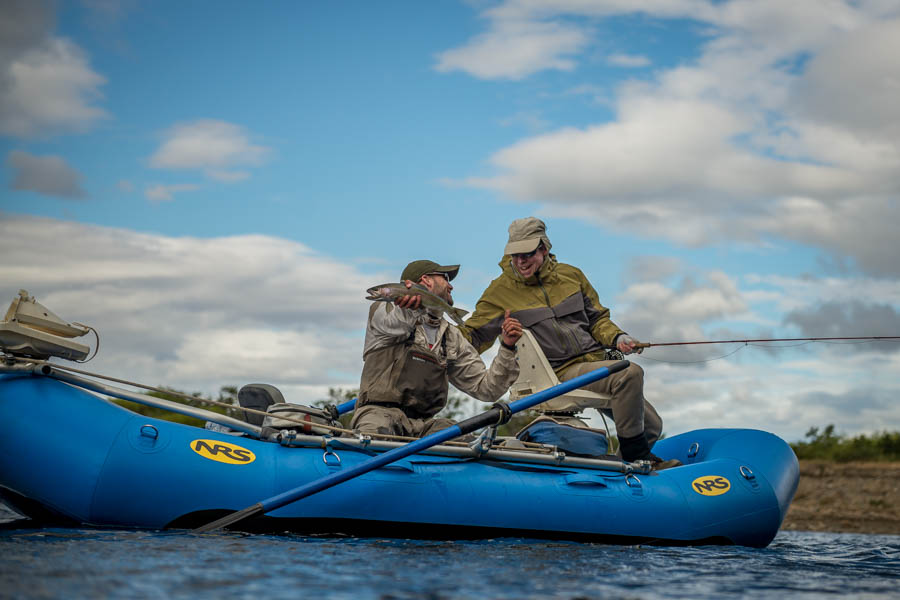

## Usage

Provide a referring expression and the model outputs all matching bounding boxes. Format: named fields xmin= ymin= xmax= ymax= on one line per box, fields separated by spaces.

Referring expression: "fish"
xmin=366 ymin=282 xmax=469 ymax=326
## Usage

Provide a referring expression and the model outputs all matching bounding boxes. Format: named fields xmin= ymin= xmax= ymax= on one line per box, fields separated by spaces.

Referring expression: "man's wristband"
xmin=500 ymin=340 xmax=517 ymax=352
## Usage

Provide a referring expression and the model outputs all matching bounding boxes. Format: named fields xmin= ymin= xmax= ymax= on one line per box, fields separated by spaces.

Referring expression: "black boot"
xmin=618 ymin=431 xmax=652 ymax=462
xmin=618 ymin=431 xmax=682 ymax=470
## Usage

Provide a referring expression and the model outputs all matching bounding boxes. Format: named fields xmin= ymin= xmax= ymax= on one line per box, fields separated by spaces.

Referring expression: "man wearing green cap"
xmin=461 ymin=218 xmax=680 ymax=470
xmin=352 ymin=259 xmax=523 ymax=438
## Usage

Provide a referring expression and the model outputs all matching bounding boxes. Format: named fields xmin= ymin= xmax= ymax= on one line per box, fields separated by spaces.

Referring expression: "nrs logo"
xmin=191 ymin=439 xmax=256 ymax=465
xmin=691 ymin=475 xmax=731 ymax=496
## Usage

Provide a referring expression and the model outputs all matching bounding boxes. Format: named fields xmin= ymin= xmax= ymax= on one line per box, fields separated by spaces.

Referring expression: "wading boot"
xmin=618 ymin=432 xmax=682 ymax=471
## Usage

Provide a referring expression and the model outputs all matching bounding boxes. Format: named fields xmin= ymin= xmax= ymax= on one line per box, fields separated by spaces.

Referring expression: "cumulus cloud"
xmin=614 ymin=261 xmax=900 ymax=438
xmin=445 ymin=1 xmax=900 ymax=276
xmin=643 ymin=351 xmax=900 ymax=441
xmin=0 ymin=0 xmax=108 ymax=138
xmin=606 ymin=53 xmax=650 ymax=68
xmin=0 ymin=215 xmax=382 ymax=402
xmin=791 ymin=19 xmax=900 ymax=137
xmin=149 ymin=119 xmax=270 ymax=182
xmin=1 ymin=216 xmax=898 ymax=439
xmin=435 ymin=18 xmax=588 ymax=80
xmin=6 ymin=150 xmax=86 ymax=198
xmin=144 ymin=183 xmax=200 ymax=202
xmin=616 ymin=267 xmax=755 ymax=364
xmin=784 ymin=301 xmax=900 ymax=353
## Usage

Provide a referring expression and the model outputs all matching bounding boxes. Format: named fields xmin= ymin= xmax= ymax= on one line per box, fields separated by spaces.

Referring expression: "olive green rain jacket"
xmin=460 ymin=254 xmax=626 ymax=375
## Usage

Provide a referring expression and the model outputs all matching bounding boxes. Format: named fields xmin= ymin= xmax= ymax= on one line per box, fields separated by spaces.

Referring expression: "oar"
xmin=192 ymin=360 xmax=630 ymax=533
xmin=335 ymin=398 xmax=357 ymax=415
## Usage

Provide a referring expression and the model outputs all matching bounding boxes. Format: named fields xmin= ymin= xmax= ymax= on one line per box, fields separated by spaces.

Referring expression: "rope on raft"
xmin=2 ymin=354 xmax=550 ymax=451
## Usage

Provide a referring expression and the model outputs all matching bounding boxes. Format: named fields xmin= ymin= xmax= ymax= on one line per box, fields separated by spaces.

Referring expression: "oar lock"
xmin=491 ymin=401 xmax=512 ymax=425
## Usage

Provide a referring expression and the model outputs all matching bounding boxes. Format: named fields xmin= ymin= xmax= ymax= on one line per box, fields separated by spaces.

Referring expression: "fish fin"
xmin=450 ymin=307 xmax=468 ymax=325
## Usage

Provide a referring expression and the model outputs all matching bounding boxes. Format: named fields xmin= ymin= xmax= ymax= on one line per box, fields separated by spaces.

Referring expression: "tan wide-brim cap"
xmin=504 ymin=217 xmax=552 ymax=255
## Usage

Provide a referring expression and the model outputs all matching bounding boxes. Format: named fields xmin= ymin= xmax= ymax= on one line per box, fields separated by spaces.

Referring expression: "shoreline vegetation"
xmin=783 ymin=426 xmax=900 ymax=535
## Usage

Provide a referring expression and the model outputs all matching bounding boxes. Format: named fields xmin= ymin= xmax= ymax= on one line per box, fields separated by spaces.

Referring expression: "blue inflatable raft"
xmin=0 ymin=369 xmax=799 ymax=548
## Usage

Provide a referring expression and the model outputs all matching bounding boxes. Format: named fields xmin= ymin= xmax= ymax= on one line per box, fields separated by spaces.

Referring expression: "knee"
xmin=621 ymin=362 xmax=644 ymax=385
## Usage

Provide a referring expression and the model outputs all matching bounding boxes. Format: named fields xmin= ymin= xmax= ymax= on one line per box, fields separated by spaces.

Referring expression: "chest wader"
xmin=359 ymin=334 xmax=449 ymax=419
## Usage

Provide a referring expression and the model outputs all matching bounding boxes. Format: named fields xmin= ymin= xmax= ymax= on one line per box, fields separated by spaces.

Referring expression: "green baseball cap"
xmin=401 ymin=260 xmax=460 ymax=283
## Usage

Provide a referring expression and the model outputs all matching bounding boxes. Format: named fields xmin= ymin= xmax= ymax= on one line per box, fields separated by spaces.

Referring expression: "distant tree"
xmin=791 ymin=424 xmax=900 ymax=462
xmin=312 ymin=387 xmax=358 ymax=428
xmin=111 ymin=385 xmax=238 ymax=427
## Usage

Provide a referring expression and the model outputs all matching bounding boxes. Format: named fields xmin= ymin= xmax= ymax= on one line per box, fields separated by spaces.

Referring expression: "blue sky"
xmin=2 ymin=0 xmax=900 ymax=442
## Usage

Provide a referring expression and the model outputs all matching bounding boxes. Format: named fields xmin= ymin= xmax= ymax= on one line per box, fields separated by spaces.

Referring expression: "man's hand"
xmin=395 ymin=279 xmax=422 ymax=310
xmin=616 ymin=334 xmax=643 ymax=355
xmin=500 ymin=309 xmax=523 ymax=347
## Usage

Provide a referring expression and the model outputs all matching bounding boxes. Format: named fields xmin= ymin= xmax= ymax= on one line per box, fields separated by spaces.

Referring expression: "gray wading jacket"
xmin=358 ymin=303 xmax=519 ymax=417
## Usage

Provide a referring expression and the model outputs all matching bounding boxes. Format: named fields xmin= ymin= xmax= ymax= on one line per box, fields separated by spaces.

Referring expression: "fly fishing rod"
xmin=634 ymin=336 xmax=900 ymax=349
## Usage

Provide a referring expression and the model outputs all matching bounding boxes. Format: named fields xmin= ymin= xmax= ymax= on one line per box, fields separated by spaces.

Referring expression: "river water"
xmin=1 ymin=506 xmax=898 ymax=599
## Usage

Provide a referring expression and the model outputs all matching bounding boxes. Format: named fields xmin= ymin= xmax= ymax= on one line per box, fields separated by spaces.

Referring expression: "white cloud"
xmin=1 ymin=216 xmax=898 ymax=440
xmin=791 ymin=18 xmax=900 ymax=138
xmin=0 ymin=215 xmax=382 ymax=401
xmin=149 ymin=119 xmax=270 ymax=182
xmin=144 ymin=183 xmax=200 ymax=202
xmin=6 ymin=150 xmax=86 ymax=198
xmin=615 ymin=267 xmax=754 ymax=363
xmin=605 ymin=262 xmax=900 ymax=439
xmin=435 ymin=18 xmax=588 ymax=80
xmin=445 ymin=1 xmax=900 ymax=276
xmin=606 ymin=53 xmax=650 ymax=68
xmin=0 ymin=1 xmax=108 ymax=138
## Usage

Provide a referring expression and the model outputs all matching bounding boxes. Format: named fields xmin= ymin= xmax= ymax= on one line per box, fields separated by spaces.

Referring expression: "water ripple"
xmin=1 ymin=517 xmax=898 ymax=599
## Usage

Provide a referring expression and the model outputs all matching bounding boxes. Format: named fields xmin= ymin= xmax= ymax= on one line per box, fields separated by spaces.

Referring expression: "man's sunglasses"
xmin=512 ymin=245 xmax=542 ymax=260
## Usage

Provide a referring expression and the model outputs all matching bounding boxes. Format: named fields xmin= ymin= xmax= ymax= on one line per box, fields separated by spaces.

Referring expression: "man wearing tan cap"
xmin=461 ymin=218 xmax=680 ymax=470
xmin=353 ymin=259 xmax=523 ymax=438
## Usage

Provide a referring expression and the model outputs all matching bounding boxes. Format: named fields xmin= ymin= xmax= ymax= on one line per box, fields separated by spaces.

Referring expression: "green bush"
xmin=791 ymin=425 xmax=900 ymax=462
xmin=112 ymin=386 xmax=238 ymax=428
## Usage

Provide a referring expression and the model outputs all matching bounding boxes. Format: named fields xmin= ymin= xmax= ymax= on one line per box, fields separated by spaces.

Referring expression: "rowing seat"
xmin=509 ymin=329 xmax=610 ymax=436
xmin=509 ymin=329 xmax=612 ymax=407
xmin=508 ymin=329 xmax=613 ymax=447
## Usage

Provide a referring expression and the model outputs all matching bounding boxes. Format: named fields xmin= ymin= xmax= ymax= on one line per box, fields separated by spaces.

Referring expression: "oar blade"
xmin=192 ymin=503 xmax=265 ymax=534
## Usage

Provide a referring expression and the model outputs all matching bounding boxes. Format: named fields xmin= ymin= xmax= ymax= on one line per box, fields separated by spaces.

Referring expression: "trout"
xmin=366 ymin=283 xmax=469 ymax=326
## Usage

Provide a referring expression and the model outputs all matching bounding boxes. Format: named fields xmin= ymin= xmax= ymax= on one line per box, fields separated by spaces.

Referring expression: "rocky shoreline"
xmin=781 ymin=460 xmax=900 ymax=535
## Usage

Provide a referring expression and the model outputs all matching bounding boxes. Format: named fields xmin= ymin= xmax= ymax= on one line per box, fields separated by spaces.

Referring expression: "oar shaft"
xmin=193 ymin=360 xmax=629 ymax=533
xmin=263 ymin=360 xmax=627 ymax=513
xmin=336 ymin=398 xmax=357 ymax=415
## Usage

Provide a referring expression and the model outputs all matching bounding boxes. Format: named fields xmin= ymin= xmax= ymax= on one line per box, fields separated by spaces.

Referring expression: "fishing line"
xmin=636 ymin=337 xmax=900 ymax=365
xmin=639 ymin=344 xmax=747 ymax=364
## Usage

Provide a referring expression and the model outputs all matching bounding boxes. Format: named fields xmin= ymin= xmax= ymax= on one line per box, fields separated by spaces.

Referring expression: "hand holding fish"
xmin=500 ymin=309 xmax=522 ymax=347
xmin=395 ymin=280 xmax=422 ymax=310
xmin=366 ymin=281 xmax=469 ymax=326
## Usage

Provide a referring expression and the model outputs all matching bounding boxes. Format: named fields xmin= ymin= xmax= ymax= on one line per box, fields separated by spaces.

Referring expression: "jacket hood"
xmin=499 ymin=253 xmax=558 ymax=285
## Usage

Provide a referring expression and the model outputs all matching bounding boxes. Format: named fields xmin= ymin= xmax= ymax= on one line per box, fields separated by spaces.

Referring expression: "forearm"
xmin=448 ymin=342 xmax=519 ymax=403
xmin=460 ymin=301 xmax=505 ymax=354
xmin=363 ymin=303 xmax=419 ymax=355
